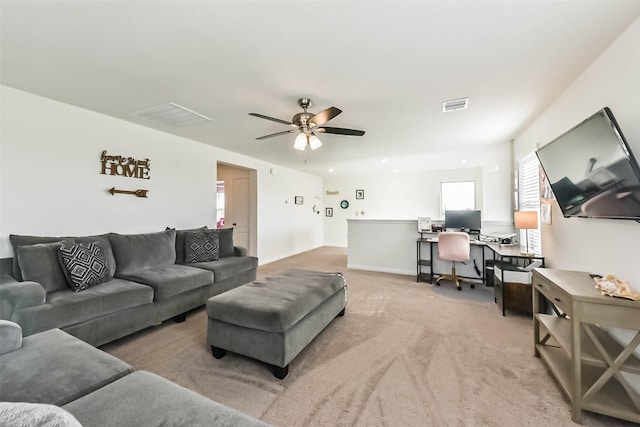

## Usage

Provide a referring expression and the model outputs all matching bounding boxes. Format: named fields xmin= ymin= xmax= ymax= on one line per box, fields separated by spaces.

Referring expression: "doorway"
xmin=217 ymin=162 xmax=257 ymax=256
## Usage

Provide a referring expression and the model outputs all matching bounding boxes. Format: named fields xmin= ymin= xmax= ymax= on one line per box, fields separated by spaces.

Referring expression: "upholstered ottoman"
xmin=206 ymin=269 xmax=346 ymax=379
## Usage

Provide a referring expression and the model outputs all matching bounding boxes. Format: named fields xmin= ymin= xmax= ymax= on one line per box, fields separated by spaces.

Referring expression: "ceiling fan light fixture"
xmin=308 ymin=134 xmax=322 ymax=150
xmin=293 ymin=133 xmax=307 ymax=151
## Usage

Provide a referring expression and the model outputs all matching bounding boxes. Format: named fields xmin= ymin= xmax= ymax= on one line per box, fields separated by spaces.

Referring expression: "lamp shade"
xmin=514 ymin=211 xmax=538 ymax=229
xmin=293 ymin=133 xmax=307 ymax=151
xmin=308 ymin=134 xmax=322 ymax=150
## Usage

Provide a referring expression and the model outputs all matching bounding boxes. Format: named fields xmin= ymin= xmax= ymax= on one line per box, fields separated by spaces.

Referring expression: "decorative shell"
xmin=594 ymin=275 xmax=640 ymax=301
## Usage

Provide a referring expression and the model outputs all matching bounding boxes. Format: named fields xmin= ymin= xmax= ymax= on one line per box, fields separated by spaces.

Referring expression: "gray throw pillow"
xmin=185 ymin=230 xmax=220 ymax=263
xmin=217 ymin=227 xmax=234 ymax=258
xmin=58 ymin=241 xmax=111 ymax=292
xmin=16 ymin=241 xmax=70 ymax=293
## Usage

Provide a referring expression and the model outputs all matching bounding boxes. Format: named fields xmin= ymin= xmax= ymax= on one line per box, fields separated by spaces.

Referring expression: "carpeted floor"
xmin=101 ymin=247 xmax=635 ymax=426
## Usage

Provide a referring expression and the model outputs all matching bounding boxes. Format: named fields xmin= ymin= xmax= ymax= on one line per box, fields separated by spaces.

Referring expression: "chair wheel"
xmin=470 ymin=284 xmax=475 ymax=289
xmin=435 ymin=282 xmax=440 ymax=286
xmin=457 ymin=287 xmax=462 ymax=291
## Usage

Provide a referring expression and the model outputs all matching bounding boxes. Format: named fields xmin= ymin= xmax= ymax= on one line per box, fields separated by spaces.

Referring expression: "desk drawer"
xmin=533 ymin=275 xmax=572 ymax=316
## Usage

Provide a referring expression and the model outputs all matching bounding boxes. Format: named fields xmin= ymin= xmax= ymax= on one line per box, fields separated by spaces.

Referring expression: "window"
xmin=441 ymin=181 xmax=476 ymax=215
xmin=518 ymin=153 xmax=541 ymax=255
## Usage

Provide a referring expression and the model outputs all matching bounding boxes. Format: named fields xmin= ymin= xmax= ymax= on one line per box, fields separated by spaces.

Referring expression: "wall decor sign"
xmin=295 ymin=196 xmax=303 ymax=205
xmin=100 ymin=150 xmax=151 ymax=179
xmin=107 ymin=187 xmax=148 ymax=198
xmin=356 ymin=189 xmax=364 ymax=199
xmin=325 ymin=207 xmax=333 ymax=217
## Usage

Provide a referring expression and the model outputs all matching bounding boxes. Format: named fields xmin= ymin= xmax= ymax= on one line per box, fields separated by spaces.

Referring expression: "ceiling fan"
xmin=249 ymin=98 xmax=365 ymax=151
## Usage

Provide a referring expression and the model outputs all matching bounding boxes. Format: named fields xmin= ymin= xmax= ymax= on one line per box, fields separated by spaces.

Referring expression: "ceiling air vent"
xmin=131 ymin=102 xmax=213 ymax=127
xmin=442 ymin=97 xmax=469 ymax=113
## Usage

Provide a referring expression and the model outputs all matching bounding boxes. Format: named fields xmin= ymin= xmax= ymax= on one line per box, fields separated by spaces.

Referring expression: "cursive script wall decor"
xmin=100 ymin=150 xmax=150 ymax=179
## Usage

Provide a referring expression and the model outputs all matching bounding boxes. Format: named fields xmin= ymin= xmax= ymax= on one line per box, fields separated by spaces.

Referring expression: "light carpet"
xmin=101 ymin=247 xmax=635 ymax=426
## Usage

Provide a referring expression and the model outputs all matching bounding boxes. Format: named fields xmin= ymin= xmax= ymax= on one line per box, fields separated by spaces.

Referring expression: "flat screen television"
xmin=444 ymin=210 xmax=481 ymax=232
xmin=536 ymin=107 xmax=640 ymax=220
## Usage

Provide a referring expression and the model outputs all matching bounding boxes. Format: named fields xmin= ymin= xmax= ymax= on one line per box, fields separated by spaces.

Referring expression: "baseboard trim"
xmin=347 ymin=264 xmax=414 ymax=276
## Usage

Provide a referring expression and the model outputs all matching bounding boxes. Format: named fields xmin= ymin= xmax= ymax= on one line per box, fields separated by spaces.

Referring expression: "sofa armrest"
xmin=0 ymin=320 xmax=22 ymax=354
xmin=233 ymin=246 xmax=248 ymax=257
xmin=0 ymin=275 xmax=46 ymax=320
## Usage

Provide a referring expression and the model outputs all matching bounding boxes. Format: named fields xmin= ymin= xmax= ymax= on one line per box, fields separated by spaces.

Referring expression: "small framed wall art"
xmin=295 ymin=196 xmax=303 ymax=205
xmin=356 ymin=189 xmax=364 ymax=199
xmin=325 ymin=207 xmax=333 ymax=217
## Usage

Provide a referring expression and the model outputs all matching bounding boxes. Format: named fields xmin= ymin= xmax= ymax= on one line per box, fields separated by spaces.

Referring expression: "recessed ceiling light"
xmin=381 ymin=159 xmax=388 ymax=163
xmin=461 ymin=159 xmax=468 ymax=163
xmin=328 ymin=168 xmax=334 ymax=173
xmin=393 ymin=169 xmax=398 ymax=173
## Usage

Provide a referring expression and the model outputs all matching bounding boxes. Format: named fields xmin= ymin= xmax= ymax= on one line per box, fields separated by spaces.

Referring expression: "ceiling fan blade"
xmin=317 ymin=126 xmax=365 ymax=136
xmin=249 ymin=112 xmax=293 ymax=126
xmin=309 ymin=107 xmax=342 ymax=126
xmin=255 ymin=129 xmax=297 ymax=140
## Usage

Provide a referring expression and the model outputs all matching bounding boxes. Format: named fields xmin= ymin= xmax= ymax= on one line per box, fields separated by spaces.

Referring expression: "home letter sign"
xmin=100 ymin=151 xmax=151 ymax=179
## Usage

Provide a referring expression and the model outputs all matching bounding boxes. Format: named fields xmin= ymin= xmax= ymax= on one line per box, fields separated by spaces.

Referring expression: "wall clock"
xmin=340 ymin=200 xmax=349 ymax=209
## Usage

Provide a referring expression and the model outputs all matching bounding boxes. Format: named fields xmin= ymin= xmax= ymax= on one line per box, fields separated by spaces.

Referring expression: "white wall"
xmin=513 ymin=17 xmax=640 ymax=385
xmin=323 ymin=142 xmax=513 ymax=247
xmin=513 ymin=17 xmax=640 ymax=284
xmin=0 ymin=86 xmax=323 ymax=265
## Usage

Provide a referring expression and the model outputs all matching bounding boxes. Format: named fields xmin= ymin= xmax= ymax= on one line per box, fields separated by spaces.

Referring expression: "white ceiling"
xmin=2 ymin=1 xmax=640 ymax=177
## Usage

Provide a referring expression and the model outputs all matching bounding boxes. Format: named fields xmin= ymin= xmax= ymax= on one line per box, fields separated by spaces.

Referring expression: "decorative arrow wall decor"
xmin=108 ymin=187 xmax=149 ymax=198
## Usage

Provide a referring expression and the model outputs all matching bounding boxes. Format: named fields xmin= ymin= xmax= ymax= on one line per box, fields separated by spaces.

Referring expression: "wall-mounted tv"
xmin=535 ymin=107 xmax=640 ymax=220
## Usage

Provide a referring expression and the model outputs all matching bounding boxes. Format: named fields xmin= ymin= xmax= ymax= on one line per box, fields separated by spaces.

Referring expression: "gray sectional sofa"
xmin=0 ymin=227 xmax=258 ymax=346
xmin=0 ymin=320 xmax=268 ymax=426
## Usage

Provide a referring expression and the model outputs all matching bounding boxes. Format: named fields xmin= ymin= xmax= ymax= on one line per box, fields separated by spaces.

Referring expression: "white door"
xmin=230 ymin=177 xmax=250 ymax=251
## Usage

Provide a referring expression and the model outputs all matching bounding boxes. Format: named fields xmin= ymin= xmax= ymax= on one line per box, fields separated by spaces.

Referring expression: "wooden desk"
xmin=533 ymin=268 xmax=640 ymax=424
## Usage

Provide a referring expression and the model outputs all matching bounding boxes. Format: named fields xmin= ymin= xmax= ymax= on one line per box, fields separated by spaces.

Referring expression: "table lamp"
xmin=514 ymin=211 xmax=538 ymax=256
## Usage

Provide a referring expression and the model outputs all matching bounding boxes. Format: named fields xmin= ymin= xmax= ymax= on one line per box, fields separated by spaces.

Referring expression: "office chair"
xmin=435 ymin=231 xmax=472 ymax=291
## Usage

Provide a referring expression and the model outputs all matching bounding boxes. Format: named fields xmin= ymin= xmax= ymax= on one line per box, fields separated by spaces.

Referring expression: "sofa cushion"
xmin=13 ymin=278 xmax=154 ymax=336
xmin=9 ymin=234 xmax=117 ymax=281
xmin=16 ymin=241 xmax=69 ymax=293
xmin=206 ymin=269 xmax=345 ymax=333
xmin=63 ymin=371 xmax=270 ymax=427
xmin=58 ymin=241 xmax=111 ymax=291
xmin=185 ymin=229 xmax=220 ymax=263
xmin=189 ymin=256 xmax=258 ymax=283
xmin=0 ymin=402 xmax=82 ymax=427
xmin=0 ymin=328 xmax=133 ymax=406
xmin=169 ymin=226 xmax=208 ymax=264
xmin=110 ymin=230 xmax=176 ymax=275
xmin=117 ymin=264 xmax=213 ymax=301
xmin=218 ymin=227 xmax=234 ymax=258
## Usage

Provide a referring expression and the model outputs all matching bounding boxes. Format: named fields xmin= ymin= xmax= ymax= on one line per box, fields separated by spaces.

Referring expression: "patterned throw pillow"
xmin=184 ymin=230 xmax=220 ymax=263
xmin=58 ymin=241 xmax=111 ymax=292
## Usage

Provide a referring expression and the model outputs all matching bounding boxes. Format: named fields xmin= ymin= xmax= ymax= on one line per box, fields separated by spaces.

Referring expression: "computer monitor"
xmin=444 ymin=210 xmax=481 ymax=233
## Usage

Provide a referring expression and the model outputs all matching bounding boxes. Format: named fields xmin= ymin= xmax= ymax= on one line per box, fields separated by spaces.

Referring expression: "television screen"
xmin=536 ymin=107 xmax=640 ymax=220
xmin=444 ymin=210 xmax=481 ymax=232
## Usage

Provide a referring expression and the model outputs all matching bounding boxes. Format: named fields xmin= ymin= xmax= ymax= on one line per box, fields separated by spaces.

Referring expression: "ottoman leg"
xmin=273 ymin=364 xmax=289 ymax=380
xmin=211 ymin=346 xmax=227 ymax=359
xmin=337 ymin=308 xmax=346 ymax=317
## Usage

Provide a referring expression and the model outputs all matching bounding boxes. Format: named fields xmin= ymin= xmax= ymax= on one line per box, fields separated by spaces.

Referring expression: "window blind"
xmin=518 ymin=152 xmax=542 ymax=255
